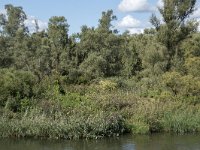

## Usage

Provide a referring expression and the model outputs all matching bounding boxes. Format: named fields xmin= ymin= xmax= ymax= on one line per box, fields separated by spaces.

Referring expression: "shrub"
xmin=185 ymin=57 xmax=200 ymax=77
xmin=0 ymin=69 xmax=36 ymax=109
xmin=99 ymin=80 xmax=117 ymax=91
xmin=162 ymin=72 xmax=200 ymax=102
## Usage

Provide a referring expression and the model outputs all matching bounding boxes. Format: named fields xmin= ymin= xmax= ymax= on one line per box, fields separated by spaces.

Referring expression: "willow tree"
xmin=150 ymin=0 xmax=198 ymax=70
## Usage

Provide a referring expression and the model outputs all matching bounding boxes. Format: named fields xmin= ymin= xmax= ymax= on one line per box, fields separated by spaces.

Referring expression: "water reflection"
xmin=0 ymin=134 xmax=200 ymax=150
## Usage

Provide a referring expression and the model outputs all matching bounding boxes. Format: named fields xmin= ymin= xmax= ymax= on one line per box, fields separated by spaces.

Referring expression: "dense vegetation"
xmin=1 ymin=0 xmax=200 ymax=139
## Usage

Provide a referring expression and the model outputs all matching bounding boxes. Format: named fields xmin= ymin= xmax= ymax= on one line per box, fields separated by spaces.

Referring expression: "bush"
xmin=99 ymin=80 xmax=117 ymax=91
xmin=0 ymin=69 xmax=36 ymax=109
xmin=185 ymin=57 xmax=200 ymax=77
xmin=162 ymin=72 xmax=200 ymax=102
xmin=79 ymin=53 xmax=107 ymax=79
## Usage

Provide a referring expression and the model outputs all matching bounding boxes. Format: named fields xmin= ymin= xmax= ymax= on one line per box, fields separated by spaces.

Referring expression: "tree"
xmin=131 ymin=34 xmax=167 ymax=76
xmin=48 ymin=16 xmax=69 ymax=74
xmin=0 ymin=4 xmax=28 ymax=68
xmin=182 ymin=33 xmax=200 ymax=58
xmin=97 ymin=10 xmax=122 ymax=76
xmin=182 ymin=33 xmax=200 ymax=77
xmin=98 ymin=10 xmax=117 ymax=33
xmin=0 ymin=36 xmax=13 ymax=68
xmin=75 ymin=10 xmax=123 ymax=77
xmin=118 ymin=33 xmax=142 ymax=78
xmin=28 ymin=31 xmax=52 ymax=80
xmin=79 ymin=52 xmax=107 ymax=79
xmin=150 ymin=0 xmax=197 ymax=70
xmin=0 ymin=4 xmax=28 ymax=36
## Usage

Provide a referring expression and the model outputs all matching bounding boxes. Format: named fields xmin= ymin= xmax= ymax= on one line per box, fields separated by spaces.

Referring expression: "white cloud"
xmin=24 ymin=16 xmax=48 ymax=33
xmin=190 ymin=4 xmax=200 ymax=31
xmin=117 ymin=15 xmax=150 ymax=34
xmin=192 ymin=7 xmax=200 ymax=18
xmin=128 ymin=28 xmax=144 ymax=34
xmin=0 ymin=9 xmax=6 ymax=14
xmin=118 ymin=0 xmax=155 ymax=12
xmin=118 ymin=15 xmax=141 ymax=28
xmin=157 ymin=0 xmax=164 ymax=8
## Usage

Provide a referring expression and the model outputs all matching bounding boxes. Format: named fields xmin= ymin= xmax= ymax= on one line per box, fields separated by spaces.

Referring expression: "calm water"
xmin=0 ymin=134 xmax=200 ymax=150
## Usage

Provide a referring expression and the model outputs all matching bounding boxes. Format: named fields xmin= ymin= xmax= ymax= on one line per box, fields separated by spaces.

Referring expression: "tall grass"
xmin=1 ymin=78 xmax=200 ymax=139
xmin=0 ymin=108 xmax=126 ymax=139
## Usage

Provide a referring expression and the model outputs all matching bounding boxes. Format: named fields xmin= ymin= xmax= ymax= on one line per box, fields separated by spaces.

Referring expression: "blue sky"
xmin=0 ymin=0 xmax=200 ymax=34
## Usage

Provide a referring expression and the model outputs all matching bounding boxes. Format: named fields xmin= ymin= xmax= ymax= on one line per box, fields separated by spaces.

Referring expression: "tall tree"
xmin=48 ymin=16 xmax=69 ymax=74
xmin=76 ymin=10 xmax=123 ymax=77
xmin=150 ymin=0 xmax=197 ymax=70
xmin=97 ymin=10 xmax=122 ymax=76
xmin=98 ymin=10 xmax=117 ymax=33
xmin=0 ymin=4 xmax=28 ymax=68
xmin=0 ymin=4 xmax=28 ymax=36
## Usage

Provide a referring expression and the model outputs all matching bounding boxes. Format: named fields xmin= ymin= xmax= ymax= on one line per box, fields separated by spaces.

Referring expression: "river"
xmin=0 ymin=134 xmax=200 ymax=150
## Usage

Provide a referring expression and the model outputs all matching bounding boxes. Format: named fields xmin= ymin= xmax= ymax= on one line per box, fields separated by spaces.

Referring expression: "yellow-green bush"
xmin=99 ymin=80 xmax=117 ymax=91
xmin=162 ymin=72 xmax=200 ymax=95
xmin=185 ymin=57 xmax=200 ymax=77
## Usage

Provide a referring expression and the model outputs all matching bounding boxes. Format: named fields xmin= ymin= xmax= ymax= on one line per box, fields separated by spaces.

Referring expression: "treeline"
xmin=0 ymin=3 xmax=199 ymax=81
xmin=1 ymin=0 xmax=200 ymax=139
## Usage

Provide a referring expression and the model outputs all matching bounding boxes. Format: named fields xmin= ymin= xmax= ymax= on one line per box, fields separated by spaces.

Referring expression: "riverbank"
xmin=1 ymin=80 xmax=200 ymax=139
xmin=1 ymin=1 xmax=200 ymax=140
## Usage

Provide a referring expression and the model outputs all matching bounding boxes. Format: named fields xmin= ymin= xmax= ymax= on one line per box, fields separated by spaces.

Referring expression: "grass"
xmin=1 ymin=80 xmax=200 ymax=139
xmin=0 ymin=108 xmax=126 ymax=139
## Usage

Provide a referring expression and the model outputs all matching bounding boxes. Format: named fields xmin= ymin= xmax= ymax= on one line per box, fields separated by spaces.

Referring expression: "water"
xmin=0 ymin=134 xmax=200 ymax=150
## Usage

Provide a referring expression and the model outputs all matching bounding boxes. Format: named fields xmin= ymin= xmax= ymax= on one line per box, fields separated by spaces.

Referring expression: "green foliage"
xmin=0 ymin=69 xmax=36 ymax=112
xmin=98 ymin=10 xmax=117 ymax=32
xmin=182 ymin=33 xmax=200 ymax=58
xmin=162 ymin=72 xmax=200 ymax=103
xmin=141 ymin=39 xmax=168 ymax=75
xmin=48 ymin=16 xmax=69 ymax=74
xmin=0 ymin=2 xmax=200 ymax=139
xmin=162 ymin=71 xmax=182 ymax=95
xmin=162 ymin=108 xmax=200 ymax=133
xmin=0 ymin=109 xmax=126 ymax=139
xmin=79 ymin=53 xmax=107 ymax=79
xmin=0 ymin=4 xmax=27 ymax=36
xmin=121 ymin=35 xmax=142 ymax=77
xmin=128 ymin=120 xmax=149 ymax=134
xmin=185 ymin=57 xmax=200 ymax=76
xmin=151 ymin=0 xmax=197 ymax=70
xmin=98 ymin=80 xmax=118 ymax=91
xmin=0 ymin=36 xmax=14 ymax=68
